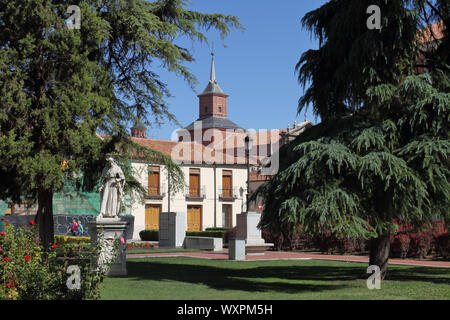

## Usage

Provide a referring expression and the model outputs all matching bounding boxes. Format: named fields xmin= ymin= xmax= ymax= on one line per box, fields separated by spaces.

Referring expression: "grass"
xmin=100 ymin=257 xmax=450 ymax=300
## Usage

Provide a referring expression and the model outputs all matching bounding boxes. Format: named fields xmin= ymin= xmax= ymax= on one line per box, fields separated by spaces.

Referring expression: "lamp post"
xmin=244 ymin=135 xmax=252 ymax=212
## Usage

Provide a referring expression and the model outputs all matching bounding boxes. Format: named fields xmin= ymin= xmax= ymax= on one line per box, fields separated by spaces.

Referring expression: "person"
xmin=68 ymin=219 xmax=78 ymax=236
xmin=77 ymin=220 xmax=84 ymax=236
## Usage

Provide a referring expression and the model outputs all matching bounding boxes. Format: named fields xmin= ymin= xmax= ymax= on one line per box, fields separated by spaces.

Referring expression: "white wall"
xmin=130 ymin=162 xmax=248 ymax=239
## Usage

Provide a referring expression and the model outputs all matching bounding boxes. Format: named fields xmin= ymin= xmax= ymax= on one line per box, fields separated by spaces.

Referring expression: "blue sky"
xmin=145 ymin=0 xmax=328 ymax=140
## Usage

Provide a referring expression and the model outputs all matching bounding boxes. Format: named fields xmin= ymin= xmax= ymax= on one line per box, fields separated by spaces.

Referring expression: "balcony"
xmin=185 ymin=186 xmax=206 ymax=201
xmin=219 ymin=187 xmax=239 ymax=202
xmin=146 ymin=183 xmax=166 ymax=200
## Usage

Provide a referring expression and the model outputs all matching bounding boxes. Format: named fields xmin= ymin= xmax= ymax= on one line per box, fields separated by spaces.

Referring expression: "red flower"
xmin=3 ymin=257 xmax=9 ymax=262
xmin=24 ymin=255 xmax=31 ymax=261
xmin=120 ymin=237 xmax=125 ymax=244
xmin=0 ymin=232 xmax=5 ymax=237
xmin=0 ymin=248 xmax=2 ymax=252
xmin=52 ymin=244 xmax=57 ymax=248
xmin=29 ymin=220 xmax=35 ymax=226
xmin=5 ymin=221 xmax=8 ymax=226
xmin=1 ymin=217 xmax=4 ymax=220
xmin=5 ymin=283 xmax=14 ymax=288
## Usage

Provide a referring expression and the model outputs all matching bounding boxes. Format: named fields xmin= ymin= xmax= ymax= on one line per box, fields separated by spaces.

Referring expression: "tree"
xmin=0 ymin=0 xmax=242 ymax=250
xmin=254 ymin=0 xmax=449 ymax=279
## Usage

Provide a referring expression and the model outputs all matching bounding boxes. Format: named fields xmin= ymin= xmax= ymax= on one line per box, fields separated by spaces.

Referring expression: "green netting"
xmin=53 ymin=192 xmax=100 ymax=215
xmin=53 ymin=192 xmax=132 ymax=215
xmin=0 ymin=200 xmax=7 ymax=216
xmin=1 ymin=191 xmax=132 ymax=217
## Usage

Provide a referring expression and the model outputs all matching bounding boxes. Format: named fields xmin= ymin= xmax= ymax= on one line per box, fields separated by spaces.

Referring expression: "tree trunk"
xmin=369 ymin=232 xmax=391 ymax=280
xmin=35 ymin=188 xmax=54 ymax=252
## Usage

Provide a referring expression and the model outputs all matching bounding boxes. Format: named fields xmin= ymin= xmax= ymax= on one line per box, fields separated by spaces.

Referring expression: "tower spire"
xmin=210 ymin=52 xmax=216 ymax=84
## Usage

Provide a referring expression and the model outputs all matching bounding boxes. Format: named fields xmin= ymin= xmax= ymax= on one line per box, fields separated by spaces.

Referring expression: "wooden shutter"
xmin=189 ymin=169 xmax=200 ymax=197
xmin=148 ymin=166 xmax=160 ymax=195
xmin=222 ymin=170 xmax=232 ymax=197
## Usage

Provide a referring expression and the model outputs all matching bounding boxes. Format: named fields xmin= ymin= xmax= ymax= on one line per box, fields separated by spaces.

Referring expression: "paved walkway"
xmin=127 ymin=249 xmax=450 ymax=268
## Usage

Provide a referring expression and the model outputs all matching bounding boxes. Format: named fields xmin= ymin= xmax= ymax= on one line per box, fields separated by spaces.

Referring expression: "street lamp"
xmin=244 ymin=135 xmax=252 ymax=212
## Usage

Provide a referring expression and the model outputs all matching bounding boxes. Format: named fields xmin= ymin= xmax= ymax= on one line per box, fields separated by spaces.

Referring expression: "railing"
xmin=219 ymin=187 xmax=239 ymax=200
xmin=147 ymin=184 xmax=166 ymax=198
xmin=185 ymin=186 xmax=206 ymax=200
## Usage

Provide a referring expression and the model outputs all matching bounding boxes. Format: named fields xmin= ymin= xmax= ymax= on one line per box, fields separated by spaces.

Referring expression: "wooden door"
xmin=187 ymin=205 xmax=202 ymax=231
xmin=145 ymin=204 xmax=161 ymax=230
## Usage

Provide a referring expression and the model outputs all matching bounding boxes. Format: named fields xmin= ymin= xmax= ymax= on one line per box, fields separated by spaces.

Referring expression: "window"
xmin=222 ymin=204 xmax=232 ymax=228
xmin=204 ymin=106 xmax=208 ymax=113
xmin=218 ymin=107 xmax=222 ymax=113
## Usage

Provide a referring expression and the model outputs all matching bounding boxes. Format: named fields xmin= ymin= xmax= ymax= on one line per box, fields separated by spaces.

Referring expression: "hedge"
xmin=54 ymin=235 xmax=91 ymax=246
xmin=186 ymin=231 xmax=225 ymax=240
xmin=138 ymin=229 xmax=230 ymax=243
xmin=261 ymin=220 xmax=449 ymax=260
xmin=139 ymin=229 xmax=158 ymax=241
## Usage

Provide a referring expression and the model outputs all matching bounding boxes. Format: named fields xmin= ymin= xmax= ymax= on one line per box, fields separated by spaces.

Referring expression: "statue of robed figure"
xmin=98 ymin=157 xmax=125 ymax=218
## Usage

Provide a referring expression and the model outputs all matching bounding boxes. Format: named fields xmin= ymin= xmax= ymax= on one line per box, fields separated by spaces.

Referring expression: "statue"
xmin=98 ymin=157 xmax=125 ymax=219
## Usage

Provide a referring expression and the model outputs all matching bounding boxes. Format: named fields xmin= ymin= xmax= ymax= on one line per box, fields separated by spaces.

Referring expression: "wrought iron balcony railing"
xmin=185 ymin=186 xmax=206 ymax=200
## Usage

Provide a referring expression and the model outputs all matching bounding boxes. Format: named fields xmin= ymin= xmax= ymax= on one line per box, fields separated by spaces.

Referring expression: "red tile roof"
xmin=417 ymin=20 xmax=445 ymax=43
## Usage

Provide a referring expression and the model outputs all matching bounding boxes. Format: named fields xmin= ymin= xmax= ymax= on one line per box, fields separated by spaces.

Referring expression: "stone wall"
xmin=0 ymin=214 xmax=135 ymax=240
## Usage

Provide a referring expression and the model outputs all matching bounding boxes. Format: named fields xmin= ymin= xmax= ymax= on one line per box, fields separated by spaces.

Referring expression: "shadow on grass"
xmin=386 ymin=266 xmax=450 ymax=285
xmin=123 ymin=258 xmax=450 ymax=294
xmin=123 ymin=259 xmax=367 ymax=294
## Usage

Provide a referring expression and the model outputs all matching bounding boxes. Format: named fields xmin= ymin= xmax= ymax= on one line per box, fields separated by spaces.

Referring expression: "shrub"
xmin=390 ymin=233 xmax=411 ymax=258
xmin=186 ymin=231 xmax=224 ymax=239
xmin=139 ymin=230 xmax=159 ymax=241
xmin=261 ymin=229 xmax=283 ymax=250
xmin=434 ymin=234 xmax=450 ymax=260
xmin=205 ymin=227 xmax=230 ymax=232
xmin=0 ymin=219 xmax=114 ymax=300
xmin=224 ymin=226 xmax=237 ymax=244
xmin=409 ymin=233 xmax=432 ymax=259
xmin=55 ymin=235 xmax=91 ymax=246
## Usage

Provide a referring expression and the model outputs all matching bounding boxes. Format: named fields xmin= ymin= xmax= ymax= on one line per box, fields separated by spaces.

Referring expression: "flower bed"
xmin=0 ymin=218 xmax=115 ymax=300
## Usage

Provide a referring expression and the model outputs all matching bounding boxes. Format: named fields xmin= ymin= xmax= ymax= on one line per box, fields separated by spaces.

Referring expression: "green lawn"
xmin=100 ymin=257 xmax=450 ymax=300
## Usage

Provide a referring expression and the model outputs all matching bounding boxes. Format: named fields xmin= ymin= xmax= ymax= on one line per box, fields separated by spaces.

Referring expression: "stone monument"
xmin=88 ymin=157 xmax=129 ymax=277
xmin=236 ymin=211 xmax=273 ymax=255
xmin=228 ymin=239 xmax=246 ymax=260
xmin=158 ymin=212 xmax=187 ymax=248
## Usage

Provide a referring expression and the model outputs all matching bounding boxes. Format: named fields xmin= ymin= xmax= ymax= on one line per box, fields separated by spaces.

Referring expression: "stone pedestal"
xmin=229 ymin=239 xmax=246 ymax=260
xmin=159 ymin=212 xmax=187 ymax=248
xmin=88 ymin=217 xmax=129 ymax=277
xmin=236 ymin=212 xmax=274 ymax=255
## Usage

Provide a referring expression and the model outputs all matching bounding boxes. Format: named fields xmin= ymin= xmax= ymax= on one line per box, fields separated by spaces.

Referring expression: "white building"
xmin=128 ymin=54 xmax=312 ymax=240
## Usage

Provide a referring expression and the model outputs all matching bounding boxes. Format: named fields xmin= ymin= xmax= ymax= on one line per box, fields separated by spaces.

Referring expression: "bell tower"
xmin=198 ymin=53 xmax=229 ymax=119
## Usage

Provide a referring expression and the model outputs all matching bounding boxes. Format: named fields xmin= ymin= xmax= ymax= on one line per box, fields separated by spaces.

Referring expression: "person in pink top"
xmin=68 ymin=219 xmax=78 ymax=236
